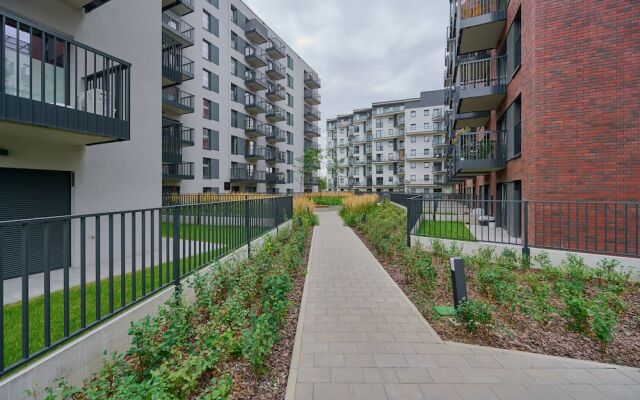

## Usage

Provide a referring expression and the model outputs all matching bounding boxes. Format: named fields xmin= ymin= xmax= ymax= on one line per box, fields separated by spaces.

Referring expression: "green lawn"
xmin=417 ymin=220 xmax=477 ymax=241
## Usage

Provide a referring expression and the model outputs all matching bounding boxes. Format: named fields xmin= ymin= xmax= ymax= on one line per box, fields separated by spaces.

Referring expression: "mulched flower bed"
xmin=353 ymin=228 xmax=640 ymax=368
xmin=229 ymin=226 xmax=313 ymax=400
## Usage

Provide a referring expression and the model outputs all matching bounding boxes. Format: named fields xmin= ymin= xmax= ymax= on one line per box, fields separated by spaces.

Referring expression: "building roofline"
xmin=372 ymin=98 xmax=419 ymax=107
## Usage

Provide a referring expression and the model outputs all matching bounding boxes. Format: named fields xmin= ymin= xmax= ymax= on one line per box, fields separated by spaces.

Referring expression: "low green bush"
xmin=312 ymin=197 xmax=343 ymax=206
xmin=455 ymin=299 xmax=494 ymax=333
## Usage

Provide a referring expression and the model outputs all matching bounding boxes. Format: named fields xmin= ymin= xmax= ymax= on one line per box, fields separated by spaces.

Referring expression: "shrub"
xmin=340 ymin=194 xmax=379 ymax=226
xmin=455 ymin=299 xmax=493 ymax=333
xmin=429 ymin=239 xmax=447 ymax=258
xmin=294 ymin=197 xmax=318 ymax=226
xmin=563 ymin=295 xmax=590 ymax=334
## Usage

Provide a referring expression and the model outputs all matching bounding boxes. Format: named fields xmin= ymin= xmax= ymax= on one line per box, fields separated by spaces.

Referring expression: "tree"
xmin=318 ymin=177 xmax=327 ymax=191
xmin=295 ymin=148 xmax=323 ymax=190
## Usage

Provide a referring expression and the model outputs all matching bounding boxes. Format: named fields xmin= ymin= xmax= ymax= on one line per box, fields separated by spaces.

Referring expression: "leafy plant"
xmin=455 ymin=299 xmax=493 ymax=333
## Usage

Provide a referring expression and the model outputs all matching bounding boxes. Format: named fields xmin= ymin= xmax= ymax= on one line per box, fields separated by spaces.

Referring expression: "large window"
xmin=203 ymin=128 xmax=219 ymax=150
xmin=203 ymin=99 xmax=219 ymax=120
xmin=202 ymin=40 xmax=219 ymax=64
xmin=203 ymin=158 xmax=219 ymax=179
xmin=203 ymin=69 xmax=219 ymax=92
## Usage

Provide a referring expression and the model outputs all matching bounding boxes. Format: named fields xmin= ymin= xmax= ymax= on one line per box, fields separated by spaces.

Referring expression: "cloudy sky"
xmin=244 ymin=0 xmax=450 ymax=142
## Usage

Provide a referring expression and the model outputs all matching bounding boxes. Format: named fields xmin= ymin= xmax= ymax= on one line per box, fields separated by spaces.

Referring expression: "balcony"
xmin=454 ymin=111 xmax=490 ymax=129
xmin=246 ymin=19 xmax=269 ymax=45
xmin=458 ymin=0 xmax=507 ymax=54
xmin=304 ymin=89 xmax=322 ymax=105
xmin=245 ymin=94 xmax=268 ymax=115
xmin=0 ymin=11 xmax=131 ymax=145
xmin=245 ymin=44 xmax=268 ymax=68
xmin=230 ymin=168 xmax=266 ymax=184
xmin=266 ymin=82 xmax=286 ymax=102
xmin=266 ymin=172 xmax=286 ymax=185
xmin=372 ymin=130 xmax=404 ymax=140
xmin=163 ymin=162 xmax=194 ymax=180
xmin=266 ymin=104 xmax=286 ymax=122
xmin=162 ymin=12 xmax=194 ymax=48
xmin=406 ymin=179 xmax=436 ymax=186
xmin=245 ymin=145 xmax=268 ymax=161
xmin=266 ymin=36 xmax=286 ymax=59
xmin=455 ymin=55 xmax=507 ymax=114
xmin=406 ymin=151 xmax=445 ymax=161
xmin=372 ymin=154 xmax=401 ymax=163
xmin=432 ymin=112 xmax=444 ymax=122
xmin=266 ymin=125 xmax=287 ymax=143
xmin=373 ymin=105 xmax=404 ymax=117
xmin=304 ymin=106 xmax=321 ymax=122
xmin=162 ymin=87 xmax=194 ymax=115
xmin=304 ymin=71 xmax=321 ymax=89
xmin=395 ymin=116 xmax=405 ymax=127
xmin=352 ymin=135 xmax=370 ymax=144
xmin=245 ymin=70 xmax=268 ymax=92
xmin=304 ymin=123 xmax=321 ymax=138
xmin=266 ymin=60 xmax=286 ymax=81
xmin=162 ymin=0 xmax=194 ymax=16
xmin=451 ymin=131 xmax=507 ymax=177
xmin=304 ymin=141 xmax=319 ymax=151
xmin=365 ymin=122 xmax=373 ymax=132
xmin=304 ymin=174 xmax=319 ymax=186
xmin=162 ymin=121 xmax=186 ymax=163
xmin=245 ymin=118 xmax=268 ymax=138
xmin=162 ymin=49 xmax=194 ymax=87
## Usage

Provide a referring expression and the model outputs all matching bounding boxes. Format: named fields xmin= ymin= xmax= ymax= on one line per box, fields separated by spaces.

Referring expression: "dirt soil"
xmin=353 ymin=229 xmax=640 ymax=368
xmin=229 ymin=227 xmax=313 ymax=400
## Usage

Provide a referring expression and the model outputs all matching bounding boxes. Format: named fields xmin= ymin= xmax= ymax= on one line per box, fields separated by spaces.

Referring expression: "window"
xmin=203 ymin=128 xmax=219 ymax=150
xmin=424 ymin=136 xmax=430 ymax=142
xmin=287 ymin=54 xmax=294 ymax=70
xmin=202 ymin=40 xmax=219 ymax=64
xmin=287 ymin=131 xmax=293 ymax=145
xmin=203 ymin=69 xmax=219 ymax=92
xmin=287 ymin=151 xmax=293 ymax=165
xmin=376 ymin=119 xmax=382 ymax=128
xmin=287 ymin=93 xmax=294 ymax=107
xmin=203 ymin=158 xmax=219 ymax=179
xmin=424 ymin=162 xmax=430 ymax=168
xmin=424 ymin=148 xmax=430 ymax=156
xmin=424 ymin=175 xmax=430 ymax=181
xmin=411 ymin=175 xmax=416 ymax=181
xmin=388 ymin=165 xmax=393 ymax=171
xmin=424 ymin=109 xmax=429 ymax=116
xmin=411 ymin=149 xmax=416 ymax=156
xmin=410 ymin=136 xmax=416 ymax=143
xmin=411 ymin=111 xmax=416 ymax=118
xmin=287 ymin=112 xmax=293 ymax=126
xmin=411 ymin=124 xmax=416 ymax=131
xmin=287 ymin=170 xmax=293 ymax=184
xmin=287 ymin=74 xmax=294 ymax=89
xmin=206 ymin=0 xmax=219 ymax=8
xmin=433 ymin=108 xmax=441 ymax=117
xmin=231 ymin=110 xmax=242 ymax=128
xmin=376 ymin=142 xmax=383 ymax=151
xmin=376 ymin=165 xmax=383 ymax=173
xmin=204 ymin=100 xmax=218 ymax=120
xmin=424 ymin=122 xmax=430 ymax=130
xmin=202 ymin=11 xmax=219 ymax=36
xmin=388 ymin=117 xmax=393 ymax=124
xmin=411 ymin=162 xmax=416 ymax=169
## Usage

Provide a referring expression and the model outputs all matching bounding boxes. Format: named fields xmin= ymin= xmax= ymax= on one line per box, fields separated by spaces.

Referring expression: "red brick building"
xmin=444 ymin=0 xmax=640 ymax=253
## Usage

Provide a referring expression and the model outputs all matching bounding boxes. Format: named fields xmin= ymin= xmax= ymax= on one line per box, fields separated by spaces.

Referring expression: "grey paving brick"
xmin=313 ymin=383 xmax=350 ymax=400
xmin=394 ymin=367 xmax=433 ymax=384
xmin=298 ymin=367 xmax=331 ymax=383
xmin=384 ymin=384 xmax=425 ymax=400
xmin=363 ymin=368 xmax=400 ymax=383
xmin=349 ymin=384 xmax=389 ymax=400
xmin=488 ymin=384 xmax=536 ymax=400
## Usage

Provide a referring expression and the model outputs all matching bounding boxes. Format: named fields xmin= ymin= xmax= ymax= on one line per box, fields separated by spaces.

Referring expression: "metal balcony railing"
xmin=304 ymin=105 xmax=321 ymax=121
xmin=245 ymin=19 xmax=268 ymax=44
xmin=459 ymin=0 xmax=507 ymax=20
xmin=162 ymin=11 xmax=194 ymax=46
xmin=266 ymin=125 xmax=286 ymax=142
xmin=304 ymin=123 xmax=320 ymax=137
xmin=457 ymin=55 xmax=507 ymax=90
xmin=245 ymin=44 xmax=268 ymax=68
xmin=245 ymin=69 xmax=268 ymax=91
xmin=230 ymin=167 xmax=266 ymax=183
xmin=245 ymin=118 xmax=268 ymax=137
xmin=304 ymin=89 xmax=322 ymax=105
xmin=162 ymin=87 xmax=194 ymax=113
xmin=304 ymin=71 xmax=321 ymax=89
xmin=163 ymin=162 xmax=194 ymax=179
xmin=266 ymin=104 xmax=286 ymax=122
xmin=266 ymin=60 xmax=286 ymax=80
xmin=266 ymin=36 xmax=286 ymax=59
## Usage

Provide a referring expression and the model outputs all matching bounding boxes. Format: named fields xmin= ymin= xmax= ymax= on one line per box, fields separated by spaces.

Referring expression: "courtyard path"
xmin=285 ymin=210 xmax=640 ymax=400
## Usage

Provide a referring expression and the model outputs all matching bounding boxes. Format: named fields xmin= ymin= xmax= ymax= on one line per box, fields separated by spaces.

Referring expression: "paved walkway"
xmin=285 ymin=211 xmax=640 ymax=400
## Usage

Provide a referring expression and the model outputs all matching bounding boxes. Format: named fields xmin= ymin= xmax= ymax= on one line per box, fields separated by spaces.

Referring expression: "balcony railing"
xmin=162 ymin=48 xmax=194 ymax=86
xmin=453 ymin=131 xmax=506 ymax=172
xmin=304 ymin=89 xmax=322 ymax=105
xmin=458 ymin=0 xmax=507 ymax=53
xmin=245 ymin=118 xmax=268 ymax=137
xmin=407 ymin=152 xmax=445 ymax=160
xmin=245 ymin=94 xmax=268 ymax=114
xmin=230 ymin=168 xmax=266 ymax=183
xmin=245 ymin=70 xmax=268 ymax=92
xmin=163 ymin=162 xmax=194 ymax=180
xmin=304 ymin=71 xmax=321 ymax=89
xmin=266 ymin=60 xmax=286 ymax=80
xmin=162 ymin=11 xmax=194 ymax=47
xmin=266 ymin=125 xmax=286 ymax=142
xmin=304 ymin=105 xmax=321 ymax=121
xmin=304 ymin=123 xmax=321 ymax=137
xmin=266 ymin=36 xmax=286 ymax=59
xmin=372 ymin=130 xmax=404 ymax=140
xmin=353 ymin=114 xmax=370 ymax=123
xmin=266 ymin=172 xmax=286 ymax=184
xmin=304 ymin=141 xmax=319 ymax=150
xmin=162 ymin=87 xmax=194 ymax=114
xmin=395 ymin=116 xmax=405 ymax=127
xmin=266 ymin=82 xmax=286 ymax=102
xmin=372 ymin=154 xmax=401 ymax=163
xmin=460 ymin=0 xmax=507 ymax=21
xmin=245 ymin=144 xmax=268 ymax=160
xmin=373 ymin=105 xmax=404 ymax=116
xmin=0 ymin=10 xmax=131 ymax=143
xmin=266 ymin=104 xmax=286 ymax=122
xmin=304 ymin=175 xmax=320 ymax=185
xmin=246 ymin=19 xmax=268 ymax=45
xmin=245 ymin=44 xmax=268 ymax=68
xmin=455 ymin=55 xmax=507 ymax=113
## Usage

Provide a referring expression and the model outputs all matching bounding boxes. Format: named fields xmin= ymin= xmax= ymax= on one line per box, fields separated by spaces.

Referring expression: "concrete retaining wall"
xmin=0 ymin=221 xmax=292 ymax=399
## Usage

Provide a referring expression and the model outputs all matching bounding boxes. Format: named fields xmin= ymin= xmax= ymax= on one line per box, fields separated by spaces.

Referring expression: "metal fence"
xmin=162 ymin=192 xmax=285 ymax=206
xmin=402 ymin=195 xmax=640 ymax=259
xmin=0 ymin=196 xmax=293 ymax=376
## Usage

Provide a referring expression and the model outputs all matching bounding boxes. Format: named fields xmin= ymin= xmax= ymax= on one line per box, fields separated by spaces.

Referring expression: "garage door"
xmin=0 ymin=168 xmax=71 ymax=279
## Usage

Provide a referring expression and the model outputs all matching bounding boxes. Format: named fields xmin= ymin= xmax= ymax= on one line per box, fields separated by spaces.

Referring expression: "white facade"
xmin=164 ymin=0 xmax=321 ymax=195
xmin=327 ymin=90 xmax=451 ymax=194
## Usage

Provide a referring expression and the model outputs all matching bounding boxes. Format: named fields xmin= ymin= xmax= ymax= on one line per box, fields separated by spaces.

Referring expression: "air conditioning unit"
xmin=77 ymin=89 xmax=113 ymax=117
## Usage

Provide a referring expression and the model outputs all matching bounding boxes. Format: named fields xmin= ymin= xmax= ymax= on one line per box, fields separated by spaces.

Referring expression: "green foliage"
xmin=455 ymin=299 xmax=494 ymax=333
xmin=39 ymin=222 xmax=310 ymax=399
xmin=312 ymin=197 xmax=343 ymax=206
xmin=429 ymin=239 xmax=447 ymax=257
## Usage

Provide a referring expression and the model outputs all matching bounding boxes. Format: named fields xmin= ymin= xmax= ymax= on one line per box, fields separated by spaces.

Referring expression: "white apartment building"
xmin=163 ymin=0 xmax=321 ymax=195
xmin=327 ymin=90 xmax=451 ymax=194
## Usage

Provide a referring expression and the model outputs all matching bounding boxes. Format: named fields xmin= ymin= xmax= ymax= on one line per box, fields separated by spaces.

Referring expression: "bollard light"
xmin=450 ymin=257 xmax=467 ymax=309
xmin=298 ymin=216 xmax=303 ymax=226
xmin=361 ymin=213 xmax=367 ymax=224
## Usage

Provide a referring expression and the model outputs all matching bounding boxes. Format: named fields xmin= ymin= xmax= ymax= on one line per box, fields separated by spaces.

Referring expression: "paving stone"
xmin=349 ymin=383 xmax=389 ymax=400
xmin=453 ymin=383 xmax=499 ymax=400
xmin=394 ymin=367 xmax=433 ymax=384
xmin=375 ymin=354 xmax=408 ymax=368
xmin=314 ymin=353 xmax=345 ymax=367
xmin=558 ymin=384 xmax=610 ymax=400
xmin=298 ymin=367 xmax=331 ymax=383
xmin=384 ymin=384 xmax=425 ymax=400
xmin=363 ymin=368 xmax=400 ymax=383
xmin=294 ymin=383 xmax=314 ymax=400
xmin=331 ymin=367 xmax=366 ymax=383
xmin=419 ymin=384 xmax=463 ymax=400
xmin=523 ymin=384 xmax=574 ymax=400
xmin=313 ymin=383 xmax=350 ymax=400
xmin=488 ymin=383 xmax=536 ymax=400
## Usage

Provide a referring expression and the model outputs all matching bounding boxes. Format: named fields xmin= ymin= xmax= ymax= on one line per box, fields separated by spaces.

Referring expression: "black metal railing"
xmin=266 ymin=104 xmax=286 ymax=121
xmin=162 ymin=11 xmax=195 ymax=45
xmin=459 ymin=0 xmax=507 ymax=20
xmin=0 ymin=196 xmax=293 ymax=376
xmin=406 ymin=195 xmax=640 ymax=259
xmin=245 ymin=69 xmax=268 ymax=91
xmin=162 ymin=87 xmax=194 ymax=112
xmin=244 ymin=44 xmax=268 ymax=67
xmin=265 ymin=125 xmax=286 ymax=142
xmin=304 ymin=89 xmax=321 ymax=104
xmin=162 ymin=162 xmax=194 ymax=179
xmin=304 ymin=71 xmax=321 ymax=88
xmin=230 ymin=168 xmax=267 ymax=183
xmin=455 ymin=130 xmax=507 ymax=161
xmin=266 ymin=36 xmax=286 ymax=59
xmin=245 ymin=117 xmax=268 ymax=137
xmin=304 ymin=123 xmax=320 ymax=137
xmin=0 ymin=10 xmax=131 ymax=141
xmin=304 ymin=105 xmax=321 ymax=121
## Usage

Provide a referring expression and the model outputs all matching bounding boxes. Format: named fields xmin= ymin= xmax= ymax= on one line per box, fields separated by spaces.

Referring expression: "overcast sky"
xmin=244 ymin=0 xmax=450 ymax=143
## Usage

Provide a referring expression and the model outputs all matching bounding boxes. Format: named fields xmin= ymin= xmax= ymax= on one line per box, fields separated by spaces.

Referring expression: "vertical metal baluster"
xmin=21 ymin=224 xmax=29 ymax=360
xmin=120 ymin=214 xmax=125 ymax=308
xmin=0 ymin=226 xmax=4 ymax=372
xmin=109 ymin=214 xmax=114 ymax=314
xmin=131 ymin=212 xmax=136 ymax=301
xmin=151 ymin=210 xmax=155 ymax=292
xmin=63 ymin=220 xmax=70 ymax=338
xmin=95 ymin=216 xmax=101 ymax=321
xmin=43 ymin=222 xmax=50 ymax=348
xmin=158 ymin=210 xmax=163 ymax=287
xmin=80 ymin=217 xmax=86 ymax=328
xmin=141 ymin=211 xmax=146 ymax=296
xmin=166 ymin=209 xmax=170 ymax=284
